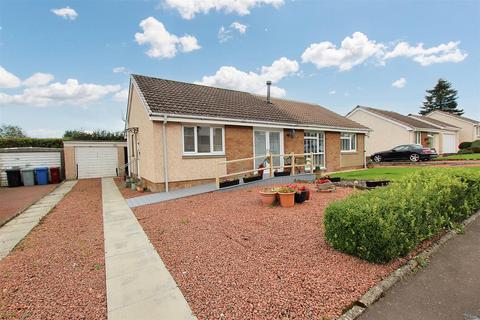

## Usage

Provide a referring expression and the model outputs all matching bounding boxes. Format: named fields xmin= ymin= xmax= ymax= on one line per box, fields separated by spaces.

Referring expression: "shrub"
xmin=324 ymin=169 xmax=480 ymax=263
xmin=0 ymin=138 xmax=64 ymax=149
xmin=458 ymin=148 xmax=473 ymax=154
xmin=458 ymin=141 xmax=472 ymax=149
xmin=471 ymin=139 xmax=480 ymax=149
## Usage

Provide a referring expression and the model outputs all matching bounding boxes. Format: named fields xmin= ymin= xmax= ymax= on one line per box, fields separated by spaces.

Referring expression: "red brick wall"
xmin=420 ymin=132 xmax=429 ymax=147
xmin=325 ymin=132 xmax=341 ymax=172
xmin=225 ymin=125 xmax=253 ymax=174
xmin=284 ymin=129 xmax=304 ymax=154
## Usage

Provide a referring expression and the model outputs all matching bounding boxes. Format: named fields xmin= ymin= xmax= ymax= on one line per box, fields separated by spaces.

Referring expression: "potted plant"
xmin=276 ymin=185 xmax=296 ymax=207
xmin=243 ymin=173 xmax=263 ymax=183
xmin=315 ymin=177 xmax=335 ymax=192
xmin=294 ymin=185 xmax=308 ymax=203
xmin=259 ymin=187 xmax=277 ymax=206
xmin=130 ymin=178 xmax=137 ymax=191
xmin=365 ymin=180 xmax=390 ymax=188
xmin=219 ymin=178 xmax=240 ymax=188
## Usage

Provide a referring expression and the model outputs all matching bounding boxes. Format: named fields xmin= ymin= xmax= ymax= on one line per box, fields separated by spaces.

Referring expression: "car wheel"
xmin=373 ymin=155 xmax=382 ymax=162
xmin=410 ymin=153 xmax=420 ymax=162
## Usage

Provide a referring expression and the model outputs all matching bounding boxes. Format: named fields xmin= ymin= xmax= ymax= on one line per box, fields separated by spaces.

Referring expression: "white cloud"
xmin=301 ymin=32 xmax=468 ymax=71
xmin=0 ymin=66 xmax=22 ymax=88
xmin=113 ymin=66 xmax=129 ymax=74
xmin=0 ymin=70 xmax=121 ymax=107
xmin=384 ymin=41 xmax=467 ymax=66
xmin=231 ymin=21 xmax=247 ymax=34
xmin=218 ymin=21 xmax=247 ymax=43
xmin=23 ymin=73 xmax=55 ymax=87
xmin=301 ymin=32 xmax=385 ymax=71
xmin=196 ymin=57 xmax=298 ymax=97
xmin=113 ymin=89 xmax=129 ymax=102
xmin=328 ymin=90 xmax=336 ymax=95
xmin=134 ymin=17 xmax=200 ymax=59
xmin=164 ymin=0 xmax=284 ymax=19
xmin=392 ymin=77 xmax=406 ymax=88
xmin=51 ymin=7 xmax=78 ymax=20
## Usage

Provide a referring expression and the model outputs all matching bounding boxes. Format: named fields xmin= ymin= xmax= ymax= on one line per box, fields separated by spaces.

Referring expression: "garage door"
xmin=75 ymin=147 xmax=118 ymax=179
xmin=442 ymin=134 xmax=456 ymax=154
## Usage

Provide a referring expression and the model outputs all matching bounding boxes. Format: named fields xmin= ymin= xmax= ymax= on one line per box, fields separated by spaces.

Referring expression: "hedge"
xmin=0 ymin=138 xmax=64 ymax=149
xmin=324 ymin=169 xmax=480 ymax=263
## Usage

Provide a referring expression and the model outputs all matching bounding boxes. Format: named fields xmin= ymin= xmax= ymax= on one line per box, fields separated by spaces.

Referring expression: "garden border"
xmin=337 ymin=208 xmax=480 ymax=320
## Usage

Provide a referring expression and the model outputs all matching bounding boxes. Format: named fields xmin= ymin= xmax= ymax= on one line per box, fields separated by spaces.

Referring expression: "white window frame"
xmin=304 ymin=131 xmax=325 ymax=168
xmin=182 ymin=125 xmax=225 ymax=156
xmin=476 ymin=126 xmax=480 ymax=137
xmin=340 ymin=133 xmax=357 ymax=153
xmin=415 ymin=131 xmax=422 ymax=145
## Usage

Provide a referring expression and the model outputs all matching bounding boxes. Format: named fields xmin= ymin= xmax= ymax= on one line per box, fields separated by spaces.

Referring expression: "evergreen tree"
xmin=420 ymin=79 xmax=463 ymax=115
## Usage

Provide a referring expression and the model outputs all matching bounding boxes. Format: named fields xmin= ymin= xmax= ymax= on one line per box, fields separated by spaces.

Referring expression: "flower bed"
xmin=133 ymin=186 xmax=409 ymax=319
xmin=325 ymin=168 xmax=480 ymax=263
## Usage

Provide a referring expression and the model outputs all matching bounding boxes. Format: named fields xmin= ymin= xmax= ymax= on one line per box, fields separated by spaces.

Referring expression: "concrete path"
xmin=360 ymin=214 xmax=480 ymax=320
xmin=127 ymin=173 xmax=315 ymax=208
xmin=102 ymin=178 xmax=195 ymax=320
xmin=0 ymin=180 xmax=77 ymax=260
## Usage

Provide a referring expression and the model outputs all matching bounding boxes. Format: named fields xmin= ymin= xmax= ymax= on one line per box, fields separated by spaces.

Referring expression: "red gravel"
xmin=0 ymin=179 xmax=106 ymax=319
xmin=133 ymin=185 xmax=408 ymax=319
xmin=0 ymin=184 xmax=57 ymax=227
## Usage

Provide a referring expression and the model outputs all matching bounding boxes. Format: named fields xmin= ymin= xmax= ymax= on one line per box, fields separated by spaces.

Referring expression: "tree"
xmin=0 ymin=125 xmax=27 ymax=138
xmin=420 ymin=79 xmax=463 ymax=115
xmin=63 ymin=129 xmax=125 ymax=141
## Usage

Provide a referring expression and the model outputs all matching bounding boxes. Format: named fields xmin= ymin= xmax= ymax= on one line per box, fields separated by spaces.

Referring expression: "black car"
xmin=371 ymin=144 xmax=438 ymax=162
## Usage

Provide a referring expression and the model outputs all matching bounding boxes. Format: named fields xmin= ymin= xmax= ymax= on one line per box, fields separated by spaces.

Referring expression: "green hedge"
xmin=324 ymin=169 xmax=480 ymax=263
xmin=0 ymin=138 xmax=64 ymax=149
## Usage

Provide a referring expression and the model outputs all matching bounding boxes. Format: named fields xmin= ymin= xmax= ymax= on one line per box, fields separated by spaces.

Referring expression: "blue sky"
xmin=1 ymin=0 xmax=479 ymax=137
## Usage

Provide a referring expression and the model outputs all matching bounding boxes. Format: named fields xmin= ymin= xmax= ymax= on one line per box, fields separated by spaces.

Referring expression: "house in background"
xmin=425 ymin=110 xmax=480 ymax=143
xmin=125 ymin=75 xmax=369 ymax=192
xmin=346 ymin=106 xmax=460 ymax=156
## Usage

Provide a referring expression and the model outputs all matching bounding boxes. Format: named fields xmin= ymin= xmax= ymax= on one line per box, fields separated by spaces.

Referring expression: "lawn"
xmin=330 ymin=166 xmax=480 ymax=181
xmin=435 ymin=153 xmax=480 ymax=160
xmin=132 ymin=184 xmax=409 ymax=319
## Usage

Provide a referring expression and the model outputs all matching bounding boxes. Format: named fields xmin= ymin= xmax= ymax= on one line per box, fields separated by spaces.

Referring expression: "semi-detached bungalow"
xmin=346 ymin=106 xmax=460 ymax=156
xmin=125 ymin=75 xmax=369 ymax=192
xmin=425 ymin=110 xmax=480 ymax=143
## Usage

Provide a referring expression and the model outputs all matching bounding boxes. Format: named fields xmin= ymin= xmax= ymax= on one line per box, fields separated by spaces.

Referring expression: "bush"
xmin=471 ymin=139 xmax=480 ymax=150
xmin=458 ymin=148 xmax=473 ymax=154
xmin=0 ymin=138 xmax=64 ymax=149
xmin=324 ymin=169 xmax=480 ymax=263
xmin=458 ymin=141 xmax=472 ymax=149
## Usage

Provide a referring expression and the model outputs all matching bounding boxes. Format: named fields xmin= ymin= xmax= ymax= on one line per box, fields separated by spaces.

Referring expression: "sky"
xmin=0 ymin=0 xmax=479 ymax=138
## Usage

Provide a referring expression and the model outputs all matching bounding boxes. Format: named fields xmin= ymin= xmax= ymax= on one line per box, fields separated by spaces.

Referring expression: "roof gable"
xmin=426 ymin=110 xmax=479 ymax=125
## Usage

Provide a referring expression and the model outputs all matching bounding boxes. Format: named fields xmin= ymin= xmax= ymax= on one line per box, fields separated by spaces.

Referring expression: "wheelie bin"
xmin=49 ymin=167 xmax=61 ymax=184
xmin=34 ymin=167 xmax=49 ymax=185
xmin=6 ymin=168 xmax=22 ymax=187
xmin=21 ymin=168 xmax=35 ymax=186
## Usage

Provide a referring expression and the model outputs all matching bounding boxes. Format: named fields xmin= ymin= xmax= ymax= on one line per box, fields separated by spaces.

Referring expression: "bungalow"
xmin=125 ymin=75 xmax=369 ymax=192
xmin=425 ymin=110 xmax=480 ymax=144
xmin=346 ymin=106 xmax=460 ymax=156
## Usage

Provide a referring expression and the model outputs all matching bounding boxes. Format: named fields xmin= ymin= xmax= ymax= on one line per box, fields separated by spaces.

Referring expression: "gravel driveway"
xmin=0 ymin=179 xmax=106 ymax=319
xmin=133 ymin=185 xmax=407 ymax=319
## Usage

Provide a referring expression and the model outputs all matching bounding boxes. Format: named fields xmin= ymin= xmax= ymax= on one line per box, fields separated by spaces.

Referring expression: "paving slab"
xmin=102 ymin=177 xmax=195 ymax=320
xmin=0 ymin=180 xmax=77 ymax=261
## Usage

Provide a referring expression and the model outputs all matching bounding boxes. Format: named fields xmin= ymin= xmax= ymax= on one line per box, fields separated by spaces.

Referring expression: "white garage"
xmin=442 ymin=133 xmax=457 ymax=154
xmin=64 ymin=141 xmax=127 ymax=180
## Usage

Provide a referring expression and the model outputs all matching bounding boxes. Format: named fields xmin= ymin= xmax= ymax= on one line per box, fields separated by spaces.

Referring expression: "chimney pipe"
xmin=266 ymin=80 xmax=272 ymax=103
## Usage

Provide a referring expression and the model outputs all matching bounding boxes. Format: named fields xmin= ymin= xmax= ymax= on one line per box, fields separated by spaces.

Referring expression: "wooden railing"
xmin=215 ymin=152 xmax=319 ymax=189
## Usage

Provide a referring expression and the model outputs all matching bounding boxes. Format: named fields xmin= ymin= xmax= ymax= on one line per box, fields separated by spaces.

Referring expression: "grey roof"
xmin=132 ymin=74 xmax=368 ymax=130
xmin=359 ymin=106 xmax=440 ymax=130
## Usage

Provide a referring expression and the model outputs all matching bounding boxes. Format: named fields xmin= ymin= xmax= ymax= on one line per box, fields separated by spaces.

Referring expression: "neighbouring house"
xmin=346 ymin=106 xmax=460 ymax=156
xmin=424 ymin=110 xmax=480 ymax=144
xmin=125 ymin=75 xmax=369 ymax=192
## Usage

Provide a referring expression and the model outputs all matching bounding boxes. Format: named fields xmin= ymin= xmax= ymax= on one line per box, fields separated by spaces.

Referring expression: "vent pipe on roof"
xmin=266 ymin=80 xmax=272 ymax=103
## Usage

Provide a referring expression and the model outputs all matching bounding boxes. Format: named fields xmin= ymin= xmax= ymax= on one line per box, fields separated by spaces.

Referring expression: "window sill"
xmin=341 ymin=151 xmax=358 ymax=154
xmin=182 ymin=154 xmax=225 ymax=159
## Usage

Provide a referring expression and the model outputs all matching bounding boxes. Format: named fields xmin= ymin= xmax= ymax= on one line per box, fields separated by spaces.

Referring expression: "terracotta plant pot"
xmin=136 ymin=186 xmax=144 ymax=192
xmin=278 ymin=192 xmax=295 ymax=208
xmin=259 ymin=190 xmax=277 ymax=206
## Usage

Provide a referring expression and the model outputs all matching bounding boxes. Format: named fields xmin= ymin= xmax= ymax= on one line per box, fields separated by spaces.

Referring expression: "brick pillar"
xmin=325 ymin=132 xmax=341 ymax=172
xmin=225 ymin=125 xmax=253 ymax=174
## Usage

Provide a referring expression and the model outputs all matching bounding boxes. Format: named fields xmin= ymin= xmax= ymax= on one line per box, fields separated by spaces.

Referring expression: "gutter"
xmin=162 ymin=115 xmax=169 ymax=192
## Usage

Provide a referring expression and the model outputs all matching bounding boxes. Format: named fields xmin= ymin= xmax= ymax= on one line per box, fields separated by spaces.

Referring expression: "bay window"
xmin=340 ymin=133 xmax=356 ymax=152
xmin=183 ymin=125 xmax=224 ymax=155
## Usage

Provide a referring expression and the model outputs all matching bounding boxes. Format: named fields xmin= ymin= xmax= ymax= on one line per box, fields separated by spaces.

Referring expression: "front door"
xmin=254 ymin=130 xmax=283 ymax=173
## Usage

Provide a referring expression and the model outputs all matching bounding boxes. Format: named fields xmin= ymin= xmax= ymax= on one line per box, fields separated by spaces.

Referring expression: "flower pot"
xmin=317 ymin=182 xmax=334 ymax=190
xmin=278 ymin=192 xmax=295 ymax=207
xmin=219 ymin=179 xmax=239 ymax=188
xmin=274 ymin=171 xmax=291 ymax=177
xmin=329 ymin=177 xmax=341 ymax=182
xmin=365 ymin=180 xmax=390 ymax=188
xmin=294 ymin=190 xmax=308 ymax=203
xmin=243 ymin=175 xmax=263 ymax=183
xmin=259 ymin=190 xmax=277 ymax=206
xmin=136 ymin=186 xmax=144 ymax=192
xmin=130 ymin=182 xmax=136 ymax=191
xmin=305 ymin=189 xmax=312 ymax=201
